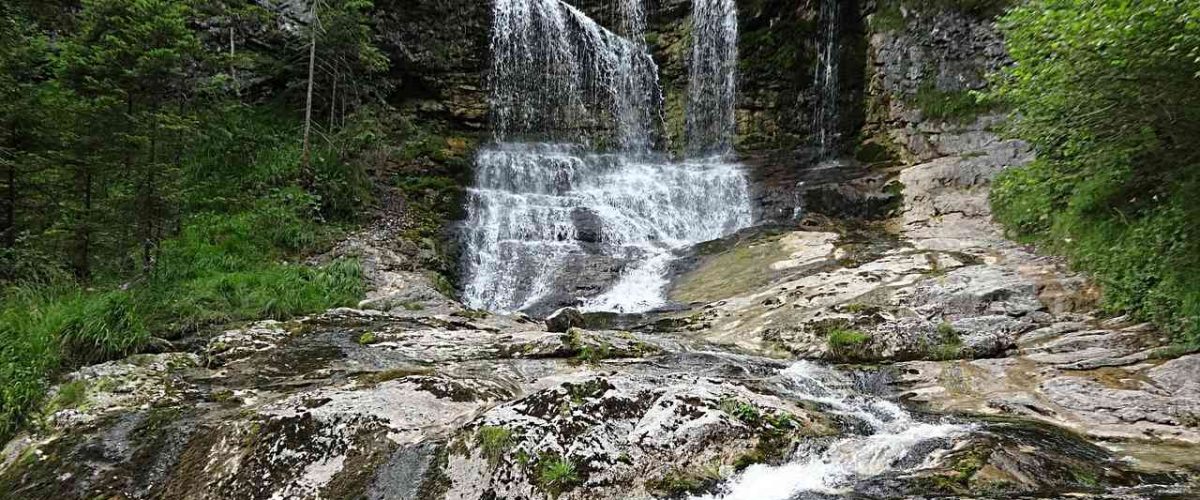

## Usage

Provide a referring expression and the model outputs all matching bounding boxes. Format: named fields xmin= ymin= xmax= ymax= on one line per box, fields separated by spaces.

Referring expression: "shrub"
xmin=909 ymin=84 xmax=995 ymax=123
xmin=989 ymin=0 xmax=1200 ymax=342
xmin=476 ymin=426 xmax=514 ymax=464
xmin=718 ymin=397 xmax=762 ymax=425
xmin=0 ymin=285 xmax=147 ymax=439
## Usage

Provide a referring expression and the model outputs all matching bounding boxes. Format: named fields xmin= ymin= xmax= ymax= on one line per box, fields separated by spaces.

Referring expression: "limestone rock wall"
xmin=861 ymin=2 xmax=1011 ymax=162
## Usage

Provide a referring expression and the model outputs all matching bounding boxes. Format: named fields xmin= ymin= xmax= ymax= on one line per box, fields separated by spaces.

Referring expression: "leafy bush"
xmin=0 ymin=245 xmax=70 ymax=286
xmin=989 ymin=0 xmax=1200 ymax=341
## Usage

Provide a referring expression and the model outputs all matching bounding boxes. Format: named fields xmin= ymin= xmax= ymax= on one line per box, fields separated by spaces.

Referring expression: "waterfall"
xmin=488 ymin=0 xmax=662 ymax=150
xmin=613 ymin=0 xmax=663 ymax=152
xmin=695 ymin=362 xmax=971 ymax=499
xmin=461 ymin=0 xmax=753 ymax=314
xmin=811 ymin=0 xmax=841 ymax=159
xmin=686 ymin=0 xmax=739 ymax=156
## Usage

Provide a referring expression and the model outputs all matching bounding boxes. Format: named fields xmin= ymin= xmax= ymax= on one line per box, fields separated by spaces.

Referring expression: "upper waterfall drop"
xmin=461 ymin=0 xmax=753 ymax=314
xmin=686 ymin=0 xmax=739 ymax=156
xmin=811 ymin=0 xmax=842 ymax=160
xmin=487 ymin=0 xmax=663 ymax=150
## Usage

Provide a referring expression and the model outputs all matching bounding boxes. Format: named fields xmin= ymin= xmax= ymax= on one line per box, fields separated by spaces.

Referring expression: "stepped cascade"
xmin=461 ymin=0 xmax=753 ymax=313
xmin=696 ymin=362 xmax=970 ymax=499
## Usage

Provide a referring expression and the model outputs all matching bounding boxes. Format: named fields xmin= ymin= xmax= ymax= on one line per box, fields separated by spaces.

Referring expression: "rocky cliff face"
xmin=860 ymin=2 xmax=1011 ymax=162
xmin=642 ymin=0 xmax=866 ymax=153
xmin=374 ymin=0 xmax=490 ymax=131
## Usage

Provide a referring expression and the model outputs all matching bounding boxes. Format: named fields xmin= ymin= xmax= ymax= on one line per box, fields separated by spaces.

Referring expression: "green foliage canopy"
xmin=990 ymin=0 xmax=1200 ymax=340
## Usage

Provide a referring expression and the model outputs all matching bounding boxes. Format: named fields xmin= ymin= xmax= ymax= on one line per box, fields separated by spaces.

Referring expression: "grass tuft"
xmin=476 ymin=425 xmax=514 ymax=465
xmin=827 ymin=328 xmax=871 ymax=350
xmin=535 ymin=454 xmax=581 ymax=496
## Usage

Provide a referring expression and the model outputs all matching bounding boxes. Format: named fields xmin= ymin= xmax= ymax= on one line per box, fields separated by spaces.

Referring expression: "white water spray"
xmin=462 ymin=0 xmax=753 ymax=314
xmin=695 ymin=362 xmax=971 ymax=500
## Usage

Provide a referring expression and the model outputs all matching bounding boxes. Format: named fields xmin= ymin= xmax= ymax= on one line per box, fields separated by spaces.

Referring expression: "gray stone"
xmin=1147 ymin=354 xmax=1200 ymax=397
xmin=545 ymin=307 xmax=586 ymax=333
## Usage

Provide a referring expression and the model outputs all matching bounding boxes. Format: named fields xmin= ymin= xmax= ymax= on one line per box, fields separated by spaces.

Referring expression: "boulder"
xmin=545 ymin=307 xmax=586 ymax=333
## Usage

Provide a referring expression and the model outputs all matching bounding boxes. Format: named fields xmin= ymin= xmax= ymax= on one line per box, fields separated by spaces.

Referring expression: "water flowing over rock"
xmin=461 ymin=0 xmax=753 ymax=314
xmin=686 ymin=0 xmax=739 ymax=155
xmin=460 ymin=145 xmax=752 ymax=313
xmin=811 ymin=0 xmax=841 ymax=159
xmin=694 ymin=361 xmax=971 ymax=499
xmin=488 ymin=0 xmax=662 ymax=149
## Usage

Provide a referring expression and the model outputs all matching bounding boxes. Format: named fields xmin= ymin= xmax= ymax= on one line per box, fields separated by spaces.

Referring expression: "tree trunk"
xmin=230 ymin=27 xmax=240 ymax=97
xmin=2 ymin=153 xmax=14 ymax=248
xmin=141 ymin=109 xmax=158 ymax=276
xmin=329 ymin=68 xmax=337 ymax=135
xmin=301 ymin=7 xmax=318 ymax=175
xmin=71 ymin=163 xmax=92 ymax=281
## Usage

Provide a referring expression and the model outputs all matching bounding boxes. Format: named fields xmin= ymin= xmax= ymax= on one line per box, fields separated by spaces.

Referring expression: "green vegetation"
xmin=475 ymin=426 xmax=514 ymax=465
xmin=358 ymin=332 xmax=379 ymax=345
xmin=827 ymin=328 xmax=871 ymax=352
xmin=535 ymin=454 xmax=581 ymax=497
xmin=930 ymin=321 xmax=964 ymax=360
xmin=924 ymin=445 xmax=990 ymax=493
xmin=575 ymin=342 xmax=613 ymax=364
xmin=989 ymin=0 xmax=1200 ymax=342
xmin=0 ymin=0 xmax=397 ymax=440
xmin=719 ymin=397 xmax=763 ymax=425
xmin=48 ymin=380 xmax=88 ymax=413
xmin=648 ymin=464 xmax=724 ymax=497
xmin=909 ymin=83 xmax=995 ymax=123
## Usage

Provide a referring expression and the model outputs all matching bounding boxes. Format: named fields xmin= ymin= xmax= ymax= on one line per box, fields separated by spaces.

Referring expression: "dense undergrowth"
xmin=0 ymin=108 xmax=369 ymax=440
xmin=989 ymin=0 xmax=1200 ymax=342
xmin=0 ymin=0 xmax=390 ymax=440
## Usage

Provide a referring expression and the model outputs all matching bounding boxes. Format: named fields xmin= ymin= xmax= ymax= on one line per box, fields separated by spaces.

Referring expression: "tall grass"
xmin=0 ymin=286 xmax=146 ymax=438
xmin=0 ymin=203 xmax=365 ymax=439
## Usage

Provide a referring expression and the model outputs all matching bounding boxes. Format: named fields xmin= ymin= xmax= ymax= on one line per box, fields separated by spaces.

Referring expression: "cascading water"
xmin=696 ymin=362 xmax=971 ymax=500
xmin=811 ymin=0 xmax=841 ymax=159
xmin=461 ymin=0 xmax=753 ymax=314
xmin=613 ymin=0 xmax=663 ymax=152
xmin=487 ymin=0 xmax=660 ymax=147
xmin=686 ymin=0 xmax=739 ymax=156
